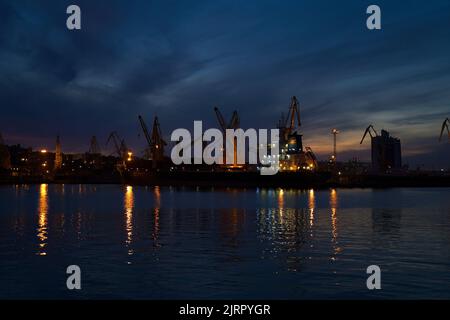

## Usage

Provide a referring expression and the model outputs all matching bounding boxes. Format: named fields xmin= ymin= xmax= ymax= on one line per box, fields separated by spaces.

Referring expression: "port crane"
xmin=138 ymin=115 xmax=166 ymax=162
xmin=214 ymin=107 xmax=240 ymax=167
xmin=360 ymin=125 xmax=379 ymax=144
xmin=214 ymin=107 xmax=240 ymax=131
xmin=439 ymin=118 xmax=450 ymax=142
xmin=107 ymin=131 xmax=128 ymax=159
xmin=276 ymin=96 xmax=317 ymax=171
xmin=278 ymin=96 xmax=302 ymax=142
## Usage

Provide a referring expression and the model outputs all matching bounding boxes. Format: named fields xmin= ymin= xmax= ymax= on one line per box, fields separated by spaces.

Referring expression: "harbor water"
xmin=0 ymin=184 xmax=449 ymax=299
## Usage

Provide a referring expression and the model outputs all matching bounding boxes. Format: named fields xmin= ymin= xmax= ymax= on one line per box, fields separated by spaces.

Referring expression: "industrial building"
xmin=361 ymin=125 xmax=402 ymax=172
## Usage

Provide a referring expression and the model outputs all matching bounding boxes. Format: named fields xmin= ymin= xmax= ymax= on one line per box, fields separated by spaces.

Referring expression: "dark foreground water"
xmin=0 ymin=184 xmax=449 ymax=299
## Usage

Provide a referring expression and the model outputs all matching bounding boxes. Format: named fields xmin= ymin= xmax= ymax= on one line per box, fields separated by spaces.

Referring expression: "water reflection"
xmin=220 ymin=208 xmax=245 ymax=247
xmin=257 ymin=206 xmax=308 ymax=272
xmin=308 ymin=189 xmax=315 ymax=227
xmin=152 ymin=186 xmax=161 ymax=246
xmin=36 ymin=184 xmax=48 ymax=256
xmin=124 ymin=185 xmax=134 ymax=256
xmin=278 ymin=188 xmax=284 ymax=211
xmin=372 ymin=208 xmax=402 ymax=236
xmin=74 ymin=211 xmax=82 ymax=240
xmin=329 ymin=188 xmax=342 ymax=259
xmin=256 ymin=188 xmax=311 ymax=272
xmin=13 ymin=185 xmax=26 ymax=238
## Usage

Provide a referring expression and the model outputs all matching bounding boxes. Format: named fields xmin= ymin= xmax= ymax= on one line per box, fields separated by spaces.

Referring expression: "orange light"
xmin=40 ymin=149 xmax=47 ymax=154
xmin=127 ymin=151 xmax=133 ymax=161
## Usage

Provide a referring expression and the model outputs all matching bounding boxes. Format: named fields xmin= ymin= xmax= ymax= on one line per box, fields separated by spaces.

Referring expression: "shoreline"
xmin=1 ymin=171 xmax=449 ymax=189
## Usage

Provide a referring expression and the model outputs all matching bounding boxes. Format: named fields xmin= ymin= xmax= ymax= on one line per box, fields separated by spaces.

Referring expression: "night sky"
xmin=1 ymin=0 xmax=449 ymax=167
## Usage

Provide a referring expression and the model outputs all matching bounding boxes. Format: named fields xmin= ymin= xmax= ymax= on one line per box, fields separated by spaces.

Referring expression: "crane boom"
xmin=214 ymin=107 xmax=240 ymax=131
xmin=439 ymin=118 xmax=450 ymax=142
xmin=138 ymin=115 xmax=152 ymax=148
xmin=229 ymin=111 xmax=240 ymax=129
xmin=360 ymin=125 xmax=378 ymax=144
xmin=107 ymin=131 xmax=125 ymax=157
xmin=214 ymin=107 xmax=227 ymax=132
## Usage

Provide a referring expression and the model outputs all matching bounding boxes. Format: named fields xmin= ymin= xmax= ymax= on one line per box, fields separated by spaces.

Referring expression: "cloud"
xmin=0 ymin=0 xmax=449 ymax=166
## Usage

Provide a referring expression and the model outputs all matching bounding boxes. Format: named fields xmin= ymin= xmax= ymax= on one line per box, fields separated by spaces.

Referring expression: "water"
xmin=1 ymin=184 xmax=449 ymax=299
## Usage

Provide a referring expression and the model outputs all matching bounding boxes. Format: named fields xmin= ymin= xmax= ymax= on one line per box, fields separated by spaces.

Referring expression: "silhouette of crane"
xmin=107 ymin=132 xmax=127 ymax=159
xmin=285 ymin=96 xmax=301 ymax=134
xmin=214 ymin=107 xmax=240 ymax=167
xmin=439 ymin=118 xmax=450 ymax=142
xmin=138 ymin=115 xmax=166 ymax=162
xmin=360 ymin=125 xmax=378 ymax=144
xmin=214 ymin=107 xmax=240 ymax=132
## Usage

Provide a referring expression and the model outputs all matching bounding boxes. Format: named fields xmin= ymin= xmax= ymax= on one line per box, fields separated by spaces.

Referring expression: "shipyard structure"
xmin=0 ymin=97 xmax=449 ymax=187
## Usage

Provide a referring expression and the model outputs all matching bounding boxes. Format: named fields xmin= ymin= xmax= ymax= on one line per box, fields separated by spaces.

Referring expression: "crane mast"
xmin=285 ymin=96 xmax=301 ymax=137
xmin=150 ymin=116 xmax=166 ymax=162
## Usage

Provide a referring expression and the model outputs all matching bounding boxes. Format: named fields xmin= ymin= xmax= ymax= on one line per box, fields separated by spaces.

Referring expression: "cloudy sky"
xmin=0 ymin=0 xmax=449 ymax=167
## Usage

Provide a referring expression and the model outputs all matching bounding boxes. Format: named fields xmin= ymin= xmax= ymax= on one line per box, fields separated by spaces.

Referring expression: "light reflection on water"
xmin=124 ymin=185 xmax=134 ymax=257
xmin=152 ymin=186 xmax=161 ymax=246
xmin=308 ymin=189 xmax=315 ymax=228
xmin=36 ymin=183 xmax=48 ymax=256
xmin=1 ymin=184 xmax=450 ymax=299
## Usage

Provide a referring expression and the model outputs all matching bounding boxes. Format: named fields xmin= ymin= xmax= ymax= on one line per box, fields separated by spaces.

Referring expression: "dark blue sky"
xmin=0 ymin=0 xmax=449 ymax=167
